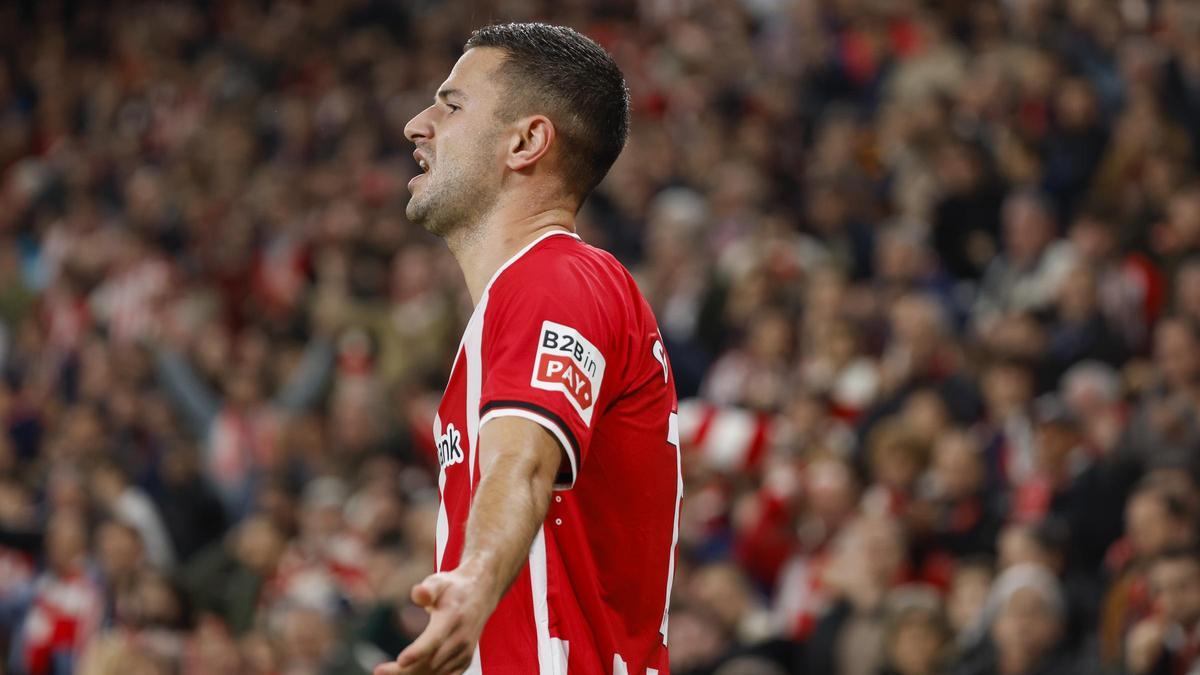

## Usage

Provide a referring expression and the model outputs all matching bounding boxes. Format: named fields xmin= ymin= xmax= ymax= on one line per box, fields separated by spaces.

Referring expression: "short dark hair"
xmin=1028 ymin=517 xmax=1071 ymax=556
xmin=465 ymin=23 xmax=630 ymax=201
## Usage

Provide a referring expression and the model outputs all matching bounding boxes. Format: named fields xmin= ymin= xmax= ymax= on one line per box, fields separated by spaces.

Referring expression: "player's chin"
xmin=405 ymin=198 xmax=429 ymax=226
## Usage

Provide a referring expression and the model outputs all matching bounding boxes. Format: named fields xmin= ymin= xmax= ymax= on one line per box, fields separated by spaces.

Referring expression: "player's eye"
xmin=445 ymin=103 xmax=460 ymax=114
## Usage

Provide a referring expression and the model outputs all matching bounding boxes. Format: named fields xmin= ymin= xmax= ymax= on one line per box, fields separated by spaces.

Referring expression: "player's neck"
xmin=448 ymin=206 xmax=576 ymax=305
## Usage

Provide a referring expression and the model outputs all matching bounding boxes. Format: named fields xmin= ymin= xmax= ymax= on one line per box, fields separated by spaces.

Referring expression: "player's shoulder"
xmin=490 ymin=231 xmax=634 ymax=302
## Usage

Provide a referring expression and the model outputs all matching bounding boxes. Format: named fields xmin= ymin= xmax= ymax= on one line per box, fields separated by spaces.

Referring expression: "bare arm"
xmin=153 ymin=347 xmax=220 ymax=437
xmin=458 ymin=416 xmax=560 ymax=600
xmin=376 ymin=416 xmax=562 ymax=675
xmin=273 ymin=338 xmax=335 ymax=413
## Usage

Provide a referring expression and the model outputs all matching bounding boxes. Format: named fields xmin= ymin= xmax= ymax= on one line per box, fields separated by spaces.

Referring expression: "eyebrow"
xmin=436 ymin=88 xmax=466 ymax=103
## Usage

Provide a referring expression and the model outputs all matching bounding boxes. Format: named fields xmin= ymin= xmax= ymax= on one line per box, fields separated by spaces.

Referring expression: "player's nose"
xmin=404 ymin=105 xmax=435 ymax=144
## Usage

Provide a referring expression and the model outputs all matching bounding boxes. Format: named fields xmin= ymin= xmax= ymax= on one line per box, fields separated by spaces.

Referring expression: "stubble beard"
xmin=406 ymin=154 xmax=496 ymax=240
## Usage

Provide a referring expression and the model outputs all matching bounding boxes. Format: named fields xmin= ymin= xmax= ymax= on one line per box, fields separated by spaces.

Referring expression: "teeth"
xmin=418 ymin=159 xmax=429 ymax=172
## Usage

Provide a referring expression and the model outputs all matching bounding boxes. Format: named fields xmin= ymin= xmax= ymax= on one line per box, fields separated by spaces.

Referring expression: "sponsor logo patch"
xmin=532 ymin=321 xmax=605 ymax=425
xmin=436 ymin=421 xmax=464 ymax=470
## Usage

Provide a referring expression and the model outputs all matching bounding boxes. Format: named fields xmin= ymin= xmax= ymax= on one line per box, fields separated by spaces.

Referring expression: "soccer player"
xmin=373 ymin=23 xmax=680 ymax=675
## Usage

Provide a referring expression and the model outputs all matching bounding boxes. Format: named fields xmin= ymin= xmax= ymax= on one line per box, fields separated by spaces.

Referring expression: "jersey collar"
xmin=481 ymin=229 xmax=580 ymax=300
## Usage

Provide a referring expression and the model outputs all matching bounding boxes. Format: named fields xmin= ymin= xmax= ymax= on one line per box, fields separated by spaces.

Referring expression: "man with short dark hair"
xmin=1127 ymin=547 xmax=1200 ymax=674
xmin=374 ymin=23 xmax=679 ymax=675
xmin=1101 ymin=482 xmax=1198 ymax=666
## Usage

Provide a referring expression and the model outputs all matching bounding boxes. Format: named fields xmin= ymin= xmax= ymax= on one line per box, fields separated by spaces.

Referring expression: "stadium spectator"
xmin=1101 ymin=480 xmax=1200 ymax=666
xmin=972 ymin=190 xmax=1077 ymax=329
xmin=880 ymin=586 xmax=953 ymax=675
xmin=1126 ymin=546 xmax=1200 ymax=675
xmin=952 ymin=563 xmax=1080 ymax=675
xmin=806 ymin=514 xmax=909 ymax=675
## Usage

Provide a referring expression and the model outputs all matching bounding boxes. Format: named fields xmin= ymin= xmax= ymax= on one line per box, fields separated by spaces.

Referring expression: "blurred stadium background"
xmin=3 ymin=0 xmax=1200 ymax=673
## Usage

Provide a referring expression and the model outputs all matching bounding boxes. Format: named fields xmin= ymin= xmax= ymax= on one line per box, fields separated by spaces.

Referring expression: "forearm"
xmin=274 ymin=337 xmax=335 ymax=411
xmin=457 ymin=425 xmax=558 ymax=610
xmin=382 ymin=419 xmax=563 ymax=675
xmin=153 ymin=347 xmax=219 ymax=435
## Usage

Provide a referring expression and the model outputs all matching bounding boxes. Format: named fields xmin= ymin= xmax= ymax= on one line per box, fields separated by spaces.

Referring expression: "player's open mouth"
xmin=409 ymin=151 xmax=431 ymax=191
xmin=413 ymin=150 xmax=431 ymax=175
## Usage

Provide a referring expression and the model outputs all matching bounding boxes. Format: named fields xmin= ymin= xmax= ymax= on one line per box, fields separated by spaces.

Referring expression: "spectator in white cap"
xmin=951 ymin=563 xmax=1081 ymax=675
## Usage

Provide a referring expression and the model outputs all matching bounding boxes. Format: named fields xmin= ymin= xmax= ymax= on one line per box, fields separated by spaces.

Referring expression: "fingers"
xmin=396 ymin=638 xmax=434 ymax=670
xmin=373 ymin=662 xmax=403 ymax=675
xmin=398 ymin=640 xmax=470 ymax=675
xmin=429 ymin=636 xmax=472 ymax=674
xmin=412 ymin=574 xmax=449 ymax=609
xmin=395 ymin=572 xmax=479 ymax=675
xmin=397 ymin=608 xmax=458 ymax=668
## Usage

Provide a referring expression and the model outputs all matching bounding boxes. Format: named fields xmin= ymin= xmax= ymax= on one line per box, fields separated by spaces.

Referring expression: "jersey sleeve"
xmin=479 ymin=271 xmax=613 ymax=490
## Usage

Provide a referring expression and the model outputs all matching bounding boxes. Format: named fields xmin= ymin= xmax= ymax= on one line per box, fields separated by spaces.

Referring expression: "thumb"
xmin=412 ymin=574 xmax=448 ymax=609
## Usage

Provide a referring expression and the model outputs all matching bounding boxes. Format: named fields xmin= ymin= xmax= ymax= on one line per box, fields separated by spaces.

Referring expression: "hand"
xmin=1126 ymin=615 xmax=1167 ymax=675
xmin=374 ymin=567 xmax=495 ymax=675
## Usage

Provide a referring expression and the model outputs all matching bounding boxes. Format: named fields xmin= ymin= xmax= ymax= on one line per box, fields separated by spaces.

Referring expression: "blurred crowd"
xmin=5 ymin=0 xmax=1200 ymax=673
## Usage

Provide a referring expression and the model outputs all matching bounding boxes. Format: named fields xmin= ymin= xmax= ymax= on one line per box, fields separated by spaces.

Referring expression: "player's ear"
xmin=506 ymin=115 xmax=555 ymax=172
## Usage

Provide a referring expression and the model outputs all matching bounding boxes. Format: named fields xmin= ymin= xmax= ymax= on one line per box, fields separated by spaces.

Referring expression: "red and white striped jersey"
xmin=19 ymin=570 xmax=104 ymax=674
xmin=434 ymin=230 xmax=679 ymax=674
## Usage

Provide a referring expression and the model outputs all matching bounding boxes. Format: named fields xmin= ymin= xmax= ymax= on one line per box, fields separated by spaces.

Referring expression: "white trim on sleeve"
xmin=479 ymin=408 xmax=579 ymax=490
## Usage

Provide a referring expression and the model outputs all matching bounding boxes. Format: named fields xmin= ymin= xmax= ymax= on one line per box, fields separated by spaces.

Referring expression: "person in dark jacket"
xmin=1125 ymin=546 xmax=1200 ymax=675
xmin=807 ymin=515 xmax=910 ymax=675
xmin=1044 ymin=264 xmax=1130 ymax=385
xmin=179 ymin=515 xmax=286 ymax=635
